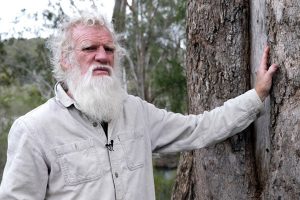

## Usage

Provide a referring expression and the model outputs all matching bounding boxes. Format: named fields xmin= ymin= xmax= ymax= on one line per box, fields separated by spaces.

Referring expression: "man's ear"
xmin=60 ymin=54 xmax=71 ymax=71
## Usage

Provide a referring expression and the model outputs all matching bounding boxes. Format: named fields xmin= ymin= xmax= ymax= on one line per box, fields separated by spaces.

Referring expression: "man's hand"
xmin=255 ymin=46 xmax=278 ymax=101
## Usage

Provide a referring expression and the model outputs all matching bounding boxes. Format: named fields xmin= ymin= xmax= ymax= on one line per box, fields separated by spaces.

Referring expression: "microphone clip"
xmin=105 ymin=140 xmax=114 ymax=151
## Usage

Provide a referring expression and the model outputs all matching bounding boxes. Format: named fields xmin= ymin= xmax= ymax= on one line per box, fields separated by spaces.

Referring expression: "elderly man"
xmin=0 ymin=12 xmax=277 ymax=200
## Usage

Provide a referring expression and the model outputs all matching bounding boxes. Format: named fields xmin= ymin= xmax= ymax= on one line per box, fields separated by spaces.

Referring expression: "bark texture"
xmin=251 ymin=0 xmax=300 ymax=199
xmin=263 ymin=0 xmax=300 ymax=198
xmin=172 ymin=0 xmax=300 ymax=199
xmin=172 ymin=0 xmax=258 ymax=199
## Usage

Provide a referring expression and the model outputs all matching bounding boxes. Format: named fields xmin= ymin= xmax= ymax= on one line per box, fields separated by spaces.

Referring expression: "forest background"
xmin=0 ymin=0 xmax=186 ymax=199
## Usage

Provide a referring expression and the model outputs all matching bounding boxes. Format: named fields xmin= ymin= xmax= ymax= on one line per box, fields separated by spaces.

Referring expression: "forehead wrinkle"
xmin=72 ymin=25 xmax=114 ymax=48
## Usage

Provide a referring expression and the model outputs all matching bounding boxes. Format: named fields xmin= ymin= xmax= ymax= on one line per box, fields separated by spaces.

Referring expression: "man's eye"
xmin=104 ymin=47 xmax=115 ymax=53
xmin=82 ymin=46 xmax=97 ymax=52
xmin=80 ymin=45 xmax=115 ymax=53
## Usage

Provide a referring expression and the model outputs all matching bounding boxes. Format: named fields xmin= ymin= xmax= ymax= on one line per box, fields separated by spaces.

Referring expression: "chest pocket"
xmin=54 ymin=138 xmax=105 ymax=185
xmin=118 ymin=130 xmax=145 ymax=170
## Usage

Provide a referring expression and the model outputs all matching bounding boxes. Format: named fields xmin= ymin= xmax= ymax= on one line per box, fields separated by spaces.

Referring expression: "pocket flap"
xmin=54 ymin=138 xmax=94 ymax=156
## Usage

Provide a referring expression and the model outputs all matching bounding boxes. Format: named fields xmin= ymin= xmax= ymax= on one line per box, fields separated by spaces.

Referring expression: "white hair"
xmin=46 ymin=11 xmax=125 ymax=82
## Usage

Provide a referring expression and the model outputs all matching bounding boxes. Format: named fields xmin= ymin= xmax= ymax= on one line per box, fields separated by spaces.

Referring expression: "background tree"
xmin=112 ymin=0 xmax=127 ymax=33
xmin=122 ymin=0 xmax=187 ymax=113
xmin=172 ymin=0 xmax=299 ymax=199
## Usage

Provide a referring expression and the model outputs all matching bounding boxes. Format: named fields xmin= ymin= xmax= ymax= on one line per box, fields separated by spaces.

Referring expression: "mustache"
xmin=79 ymin=64 xmax=114 ymax=86
xmin=89 ymin=65 xmax=113 ymax=75
xmin=66 ymin=64 xmax=116 ymax=88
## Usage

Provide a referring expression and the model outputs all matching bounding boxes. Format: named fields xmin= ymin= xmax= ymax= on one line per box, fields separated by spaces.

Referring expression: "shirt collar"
xmin=55 ymin=82 xmax=75 ymax=108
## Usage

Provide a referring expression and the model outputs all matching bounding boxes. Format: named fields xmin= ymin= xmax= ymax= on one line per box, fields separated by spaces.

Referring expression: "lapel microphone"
xmin=105 ymin=140 xmax=114 ymax=151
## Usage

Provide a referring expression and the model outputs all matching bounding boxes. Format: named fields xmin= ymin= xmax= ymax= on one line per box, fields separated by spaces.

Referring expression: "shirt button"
xmin=92 ymin=122 xmax=98 ymax=127
xmin=115 ymin=172 xmax=119 ymax=178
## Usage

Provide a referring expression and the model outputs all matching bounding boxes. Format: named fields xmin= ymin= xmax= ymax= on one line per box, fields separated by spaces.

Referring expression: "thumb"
xmin=267 ymin=64 xmax=278 ymax=77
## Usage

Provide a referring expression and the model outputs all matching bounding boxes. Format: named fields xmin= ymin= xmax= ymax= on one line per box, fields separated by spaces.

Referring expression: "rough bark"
xmin=172 ymin=0 xmax=258 ymax=199
xmin=173 ymin=0 xmax=300 ymax=199
xmin=264 ymin=0 xmax=300 ymax=198
xmin=251 ymin=0 xmax=300 ymax=199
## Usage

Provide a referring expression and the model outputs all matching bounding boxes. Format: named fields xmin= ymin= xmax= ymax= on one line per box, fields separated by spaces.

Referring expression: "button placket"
xmin=112 ymin=165 xmax=123 ymax=199
xmin=109 ymin=143 xmax=123 ymax=199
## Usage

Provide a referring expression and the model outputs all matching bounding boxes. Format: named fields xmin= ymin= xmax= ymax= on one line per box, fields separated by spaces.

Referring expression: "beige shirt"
xmin=0 ymin=83 xmax=263 ymax=200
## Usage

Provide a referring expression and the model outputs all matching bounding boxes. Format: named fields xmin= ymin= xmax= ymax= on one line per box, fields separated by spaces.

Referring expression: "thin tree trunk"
xmin=112 ymin=0 xmax=128 ymax=90
xmin=112 ymin=0 xmax=127 ymax=33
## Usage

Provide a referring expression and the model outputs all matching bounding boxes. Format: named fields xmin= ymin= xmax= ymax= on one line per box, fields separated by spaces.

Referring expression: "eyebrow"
xmin=79 ymin=41 xmax=115 ymax=49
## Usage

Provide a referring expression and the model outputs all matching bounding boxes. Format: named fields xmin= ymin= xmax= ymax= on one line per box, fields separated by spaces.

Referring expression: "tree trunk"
xmin=112 ymin=0 xmax=128 ymax=91
xmin=112 ymin=0 xmax=127 ymax=33
xmin=258 ymin=0 xmax=300 ymax=198
xmin=172 ymin=0 xmax=255 ymax=199
xmin=172 ymin=0 xmax=300 ymax=199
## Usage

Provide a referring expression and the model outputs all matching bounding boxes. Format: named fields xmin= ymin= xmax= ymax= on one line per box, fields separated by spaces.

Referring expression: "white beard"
xmin=65 ymin=64 xmax=126 ymax=122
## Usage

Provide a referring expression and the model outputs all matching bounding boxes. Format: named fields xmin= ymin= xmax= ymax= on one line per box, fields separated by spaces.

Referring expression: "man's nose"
xmin=95 ymin=46 xmax=108 ymax=64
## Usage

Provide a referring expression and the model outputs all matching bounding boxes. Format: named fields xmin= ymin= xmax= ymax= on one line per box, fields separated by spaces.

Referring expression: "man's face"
xmin=63 ymin=24 xmax=124 ymax=122
xmin=70 ymin=24 xmax=115 ymax=77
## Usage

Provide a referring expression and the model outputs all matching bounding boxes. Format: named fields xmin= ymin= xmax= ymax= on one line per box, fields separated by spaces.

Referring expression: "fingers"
xmin=260 ymin=46 xmax=270 ymax=70
xmin=266 ymin=63 xmax=278 ymax=76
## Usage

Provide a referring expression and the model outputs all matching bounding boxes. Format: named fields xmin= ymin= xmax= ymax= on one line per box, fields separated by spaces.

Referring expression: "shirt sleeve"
xmin=145 ymin=89 xmax=264 ymax=153
xmin=0 ymin=117 xmax=48 ymax=200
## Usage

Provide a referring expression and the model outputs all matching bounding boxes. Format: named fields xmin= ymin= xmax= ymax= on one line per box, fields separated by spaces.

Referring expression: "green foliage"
xmin=154 ymin=168 xmax=177 ymax=200
xmin=0 ymin=122 xmax=9 ymax=181
xmin=0 ymin=67 xmax=15 ymax=86
xmin=42 ymin=7 xmax=66 ymax=29
xmin=0 ymin=40 xmax=6 ymax=62
xmin=3 ymin=38 xmax=51 ymax=80
xmin=152 ymin=59 xmax=187 ymax=113
xmin=0 ymin=38 xmax=54 ymax=98
xmin=0 ymin=85 xmax=46 ymax=114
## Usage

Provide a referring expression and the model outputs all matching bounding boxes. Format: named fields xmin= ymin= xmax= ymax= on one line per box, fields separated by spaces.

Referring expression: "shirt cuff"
xmin=249 ymin=88 xmax=265 ymax=115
